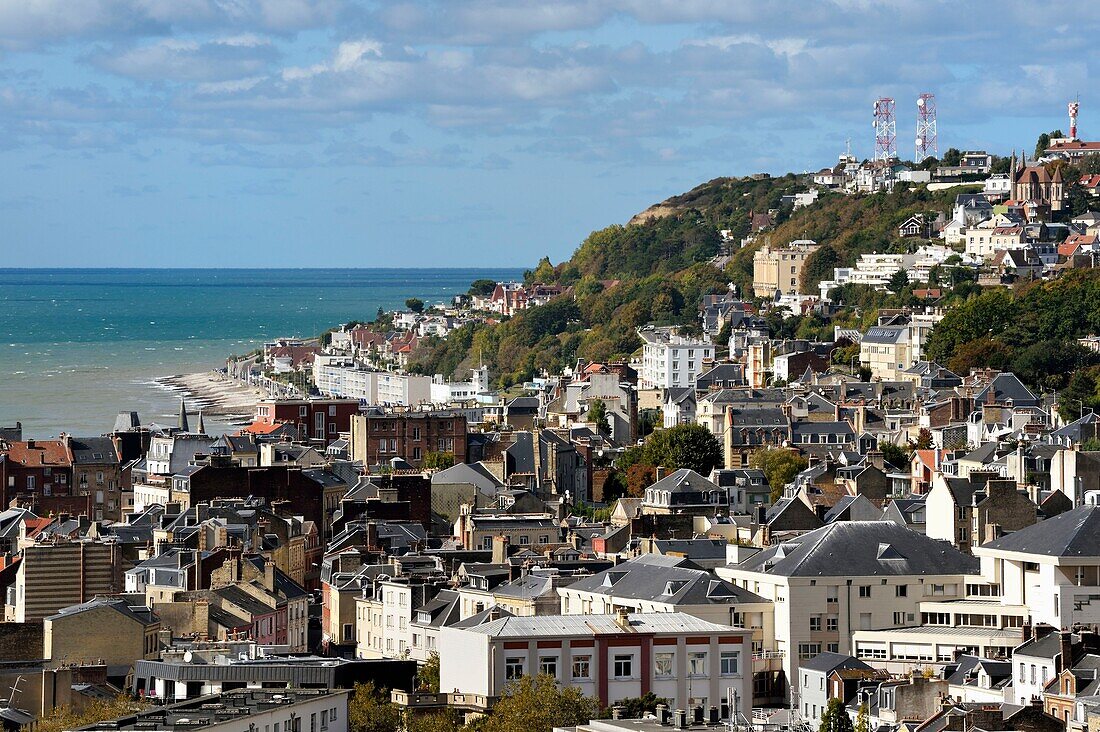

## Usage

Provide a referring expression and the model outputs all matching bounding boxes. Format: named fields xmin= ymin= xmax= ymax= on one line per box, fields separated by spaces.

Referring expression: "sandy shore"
xmin=156 ymin=371 xmax=265 ymax=421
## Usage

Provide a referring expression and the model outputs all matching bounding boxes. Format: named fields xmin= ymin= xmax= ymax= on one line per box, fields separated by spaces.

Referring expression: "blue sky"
xmin=1 ymin=1 xmax=1096 ymax=268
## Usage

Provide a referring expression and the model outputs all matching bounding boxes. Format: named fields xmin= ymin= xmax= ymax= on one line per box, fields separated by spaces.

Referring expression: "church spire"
xmin=196 ymin=409 xmax=206 ymax=435
xmin=178 ymin=398 xmax=190 ymax=432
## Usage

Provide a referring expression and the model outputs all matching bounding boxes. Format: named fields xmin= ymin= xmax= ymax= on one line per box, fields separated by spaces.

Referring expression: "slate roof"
xmin=736 ymin=521 xmax=978 ymax=577
xmin=566 ymin=554 xmax=766 ymax=605
xmin=799 ymin=652 xmax=872 ymax=674
xmin=862 ymin=326 xmax=907 ymax=345
xmin=647 ymin=468 xmax=721 ymax=494
xmin=980 ymin=505 xmax=1100 ymax=558
xmin=432 ymin=462 xmax=504 ymax=493
xmin=68 ymin=437 xmax=120 ymax=465
xmin=46 ymin=597 xmax=158 ymax=625
xmin=973 ymin=373 xmax=1039 ymax=407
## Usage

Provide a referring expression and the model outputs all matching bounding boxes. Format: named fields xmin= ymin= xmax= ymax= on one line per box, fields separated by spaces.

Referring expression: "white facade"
xmin=639 ymin=329 xmax=714 ymax=390
xmin=439 ymin=613 xmax=752 ymax=713
xmin=313 ymin=360 xmax=432 ymax=406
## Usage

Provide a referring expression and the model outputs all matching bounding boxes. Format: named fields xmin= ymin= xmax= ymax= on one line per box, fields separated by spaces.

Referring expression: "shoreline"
xmin=155 ymin=371 xmax=265 ymax=423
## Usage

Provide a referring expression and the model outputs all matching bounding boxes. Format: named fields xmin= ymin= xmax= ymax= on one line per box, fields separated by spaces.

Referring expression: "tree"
xmin=406 ymin=297 xmax=425 ymax=314
xmin=606 ymin=693 xmax=670 ymax=719
xmin=406 ymin=712 xmax=461 ymax=732
xmin=942 ymin=148 xmax=962 ymax=166
xmin=35 ymin=696 xmax=149 ymax=732
xmin=349 ymin=682 xmax=401 ymax=732
xmin=418 ymin=652 xmax=440 ymax=692
xmin=1035 ymin=130 xmax=1064 ymax=159
xmin=422 ymin=451 xmax=456 ymax=470
xmin=619 ymin=423 xmax=723 ymax=476
xmin=886 ymin=268 xmax=909 ymax=293
xmin=587 ymin=399 xmax=610 ymax=435
xmin=469 ymin=279 xmax=497 ymax=297
xmin=532 ymin=256 xmax=556 ymax=284
xmin=854 ymin=702 xmax=870 ymax=732
xmin=800 ymin=243 xmax=841 ymax=293
xmin=750 ymin=448 xmax=808 ymax=502
xmin=819 ymin=698 xmax=855 ymax=732
xmin=912 ymin=428 xmax=934 ymax=450
xmin=879 ymin=441 xmax=910 ymax=470
xmin=483 ymin=674 xmax=599 ymax=732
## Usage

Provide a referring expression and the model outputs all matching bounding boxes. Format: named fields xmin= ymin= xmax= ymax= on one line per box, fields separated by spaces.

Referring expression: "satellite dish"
xmin=917 ymin=98 xmax=926 ymax=108
xmin=916 ymin=138 xmax=923 ymax=146
xmin=183 ymin=650 xmax=193 ymax=663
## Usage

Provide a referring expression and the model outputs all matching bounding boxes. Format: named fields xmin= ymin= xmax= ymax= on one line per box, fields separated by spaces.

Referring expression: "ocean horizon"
xmin=0 ymin=267 xmax=523 ymax=439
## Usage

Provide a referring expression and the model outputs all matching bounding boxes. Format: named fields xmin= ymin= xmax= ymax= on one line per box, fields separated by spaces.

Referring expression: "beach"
xmin=156 ymin=371 xmax=266 ymax=423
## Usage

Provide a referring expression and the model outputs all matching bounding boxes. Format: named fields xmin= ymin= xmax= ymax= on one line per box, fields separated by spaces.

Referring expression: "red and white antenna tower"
xmin=1069 ymin=99 xmax=1080 ymax=140
xmin=873 ymin=97 xmax=897 ymax=161
xmin=915 ymin=93 xmax=938 ymax=163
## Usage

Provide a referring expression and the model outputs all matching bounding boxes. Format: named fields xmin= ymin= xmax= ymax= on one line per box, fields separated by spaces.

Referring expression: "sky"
xmin=1 ymin=1 xmax=1097 ymax=268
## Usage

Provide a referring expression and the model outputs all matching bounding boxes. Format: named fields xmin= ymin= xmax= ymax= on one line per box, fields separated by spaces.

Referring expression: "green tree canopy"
xmin=619 ymin=423 xmax=723 ymax=475
xmin=418 ymin=652 xmax=441 ymax=693
xmin=750 ymin=448 xmax=808 ymax=502
xmin=483 ymin=674 xmax=599 ymax=732
xmin=469 ymin=279 xmax=498 ymax=297
xmin=423 ymin=451 xmax=456 ymax=470
xmin=587 ymin=399 xmax=610 ymax=435
xmin=819 ymin=698 xmax=855 ymax=732
xmin=406 ymin=297 xmax=425 ymax=314
xmin=348 ymin=682 xmax=401 ymax=732
xmin=942 ymin=148 xmax=962 ymax=166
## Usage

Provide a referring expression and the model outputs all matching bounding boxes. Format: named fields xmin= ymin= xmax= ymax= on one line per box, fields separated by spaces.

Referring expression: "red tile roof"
xmin=3 ymin=440 xmax=71 ymax=467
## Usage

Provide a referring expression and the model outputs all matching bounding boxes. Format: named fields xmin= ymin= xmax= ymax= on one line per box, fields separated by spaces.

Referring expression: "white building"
xmin=717 ymin=521 xmax=977 ymax=692
xmin=313 ymin=359 xmax=433 ymax=407
xmin=638 ymin=327 xmax=714 ymax=390
xmin=439 ymin=611 xmax=753 ymax=714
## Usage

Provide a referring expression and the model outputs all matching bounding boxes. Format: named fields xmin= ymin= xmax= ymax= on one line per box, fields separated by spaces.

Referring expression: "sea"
xmin=0 ymin=268 xmax=523 ymax=439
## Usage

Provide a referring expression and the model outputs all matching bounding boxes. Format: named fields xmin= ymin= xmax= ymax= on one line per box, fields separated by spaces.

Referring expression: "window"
xmin=826 ymin=617 xmax=838 ymax=632
xmin=320 ymin=711 xmax=328 ymax=731
xmin=893 ymin=612 xmax=907 ymax=625
xmin=720 ymin=651 xmax=739 ymax=676
xmin=689 ymin=651 xmax=707 ymax=676
xmin=613 ymin=654 xmax=633 ymax=679
xmin=895 ymin=585 xmax=907 ymax=597
xmin=858 ymin=585 xmax=871 ymax=598
xmin=505 ymin=657 xmax=525 ymax=680
xmin=572 ymin=655 xmax=591 ymax=679
xmin=655 ymin=652 xmax=674 ymax=677
xmin=809 ymin=616 xmax=821 ymax=632
xmin=519 ymin=536 xmax=529 ymax=545
xmin=539 ymin=656 xmax=558 ymax=678
xmin=798 ymin=643 xmax=821 ymax=661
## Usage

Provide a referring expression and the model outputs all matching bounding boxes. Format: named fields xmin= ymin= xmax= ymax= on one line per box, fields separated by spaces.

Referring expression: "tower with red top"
xmin=1069 ymin=99 xmax=1080 ymax=140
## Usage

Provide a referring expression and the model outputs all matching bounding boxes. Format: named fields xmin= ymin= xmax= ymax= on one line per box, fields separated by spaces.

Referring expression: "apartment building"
xmin=439 ymin=611 xmax=753 ymax=714
xmin=752 ymin=240 xmax=820 ymax=298
xmin=717 ymin=521 xmax=977 ymax=691
xmin=9 ymin=539 xmax=124 ymax=622
xmin=638 ymin=327 xmax=714 ymax=390
xmin=349 ymin=411 xmax=467 ymax=468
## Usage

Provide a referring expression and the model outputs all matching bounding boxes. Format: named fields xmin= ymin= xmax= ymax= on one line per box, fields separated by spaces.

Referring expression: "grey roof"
xmin=505 ymin=432 xmax=535 ymax=474
xmin=68 ymin=437 xmax=120 ymax=465
xmin=47 ymin=597 xmax=158 ymax=625
xmin=647 ymin=468 xmax=721 ymax=494
xmin=565 ymin=554 xmax=766 ymax=605
xmin=459 ymin=611 xmax=735 ymax=638
xmin=973 ymin=373 xmax=1039 ymax=407
xmin=736 ymin=521 xmax=978 ymax=577
xmin=432 ymin=462 xmax=504 ymax=493
xmin=799 ymin=652 xmax=872 ymax=674
xmin=981 ymin=505 xmax=1100 ymax=558
xmin=862 ymin=326 xmax=907 ymax=345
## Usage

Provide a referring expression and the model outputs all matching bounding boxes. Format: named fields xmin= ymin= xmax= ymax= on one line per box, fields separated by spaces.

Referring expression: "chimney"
xmin=491 ymin=535 xmax=510 ymax=564
xmin=708 ymin=706 xmax=720 ymax=726
xmin=693 ymin=707 xmax=705 ymax=725
xmin=1059 ymin=631 xmax=1074 ymax=672
xmin=656 ymin=705 xmax=670 ymax=725
xmin=615 ymin=607 xmax=631 ymax=630
xmin=673 ymin=710 xmax=688 ymax=729
xmin=264 ymin=556 xmax=275 ymax=591
xmin=611 ymin=707 xmax=623 ymax=720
